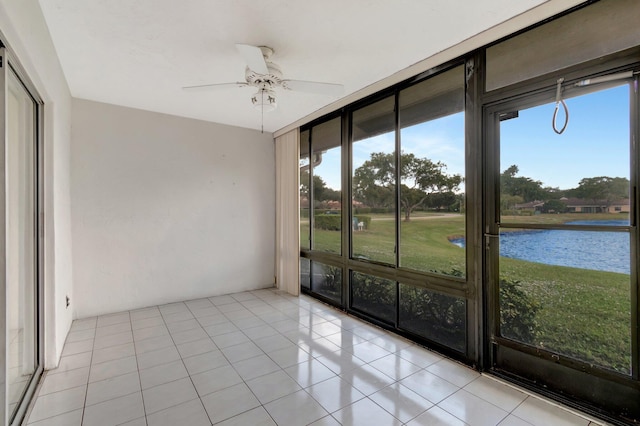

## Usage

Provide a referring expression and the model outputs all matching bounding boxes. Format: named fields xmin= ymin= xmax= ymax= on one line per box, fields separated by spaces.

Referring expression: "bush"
xmin=398 ymin=269 xmax=539 ymax=351
xmin=499 ymin=278 xmax=540 ymax=343
xmin=315 ymin=214 xmax=341 ymax=231
xmin=354 ymin=207 xmax=371 ymax=214
xmin=353 ymin=215 xmax=371 ymax=229
xmin=351 ymin=273 xmax=396 ymax=323
xmin=314 ymin=263 xmax=342 ymax=299
xmin=399 ymin=282 xmax=466 ymax=352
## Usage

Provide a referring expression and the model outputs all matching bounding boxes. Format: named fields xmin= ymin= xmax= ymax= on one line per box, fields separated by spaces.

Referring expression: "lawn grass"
xmin=301 ymin=212 xmax=631 ymax=374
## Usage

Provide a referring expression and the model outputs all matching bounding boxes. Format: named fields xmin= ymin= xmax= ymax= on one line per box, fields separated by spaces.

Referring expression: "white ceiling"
xmin=38 ymin=0 xmax=578 ymax=133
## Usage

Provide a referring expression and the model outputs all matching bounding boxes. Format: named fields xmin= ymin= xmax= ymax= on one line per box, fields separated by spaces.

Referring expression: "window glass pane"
xmin=497 ymin=83 xmax=632 ymax=374
xmin=300 ymin=130 xmax=310 ymax=250
xmin=500 ymin=84 xmax=630 ymax=225
xmin=399 ymin=283 xmax=466 ymax=352
xmin=352 ymin=96 xmax=396 ymax=264
xmin=311 ymin=261 xmax=342 ymax=303
xmin=399 ymin=66 xmax=465 ymax=276
xmin=498 ymin=230 xmax=631 ymax=374
xmin=351 ymin=272 xmax=396 ymax=324
xmin=311 ymin=118 xmax=342 ymax=254
xmin=300 ymin=258 xmax=310 ymax=290
xmin=7 ymin=70 xmax=38 ymax=416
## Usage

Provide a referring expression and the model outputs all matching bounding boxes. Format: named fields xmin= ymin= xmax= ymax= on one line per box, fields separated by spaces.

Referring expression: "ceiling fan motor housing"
xmin=245 ymin=62 xmax=283 ymax=90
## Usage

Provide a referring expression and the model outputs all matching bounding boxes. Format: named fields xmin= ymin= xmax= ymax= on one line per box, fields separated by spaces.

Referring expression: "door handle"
xmin=483 ymin=233 xmax=499 ymax=250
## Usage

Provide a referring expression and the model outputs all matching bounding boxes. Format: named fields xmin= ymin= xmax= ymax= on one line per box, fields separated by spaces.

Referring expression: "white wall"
xmin=71 ymin=99 xmax=275 ymax=318
xmin=0 ymin=0 xmax=74 ymax=369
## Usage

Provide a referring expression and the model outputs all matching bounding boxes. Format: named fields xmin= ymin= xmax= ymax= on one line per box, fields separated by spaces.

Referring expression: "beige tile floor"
xmin=25 ymin=289 xmax=607 ymax=425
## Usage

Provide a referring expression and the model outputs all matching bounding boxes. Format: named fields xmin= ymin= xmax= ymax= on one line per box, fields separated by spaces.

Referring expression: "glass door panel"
xmin=494 ymin=82 xmax=632 ymax=374
xmin=6 ymin=68 xmax=38 ymax=418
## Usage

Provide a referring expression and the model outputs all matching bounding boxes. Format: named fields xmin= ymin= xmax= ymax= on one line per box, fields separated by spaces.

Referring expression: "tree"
xmin=575 ymin=176 xmax=629 ymax=211
xmin=300 ymin=174 xmax=339 ymax=204
xmin=353 ymin=152 xmax=395 ymax=209
xmin=542 ymin=199 xmax=567 ymax=213
xmin=353 ymin=152 xmax=462 ymax=221
xmin=424 ymin=191 xmax=458 ymax=211
xmin=500 ymin=194 xmax=524 ymax=214
xmin=501 ymin=164 xmax=546 ymax=202
xmin=322 ymin=187 xmax=341 ymax=202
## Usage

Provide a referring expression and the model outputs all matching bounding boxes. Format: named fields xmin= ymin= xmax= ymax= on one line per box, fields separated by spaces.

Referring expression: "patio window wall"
xmin=300 ymin=64 xmax=470 ymax=357
xmin=298 ymin=2 xmax=640 ymax=421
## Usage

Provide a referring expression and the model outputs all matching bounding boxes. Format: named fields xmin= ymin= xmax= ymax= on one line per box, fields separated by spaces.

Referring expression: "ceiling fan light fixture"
xmin=251 ymin=89 xmax=277 ymax=112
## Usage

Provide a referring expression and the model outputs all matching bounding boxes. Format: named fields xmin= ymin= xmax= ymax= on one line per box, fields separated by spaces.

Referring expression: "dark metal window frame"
xmin=299 ymin=3 xmax=640 ymax=423
xmin=481 ymin=55 xmax=640 ymax=423
xmin=300 ymin=59 xmax=477 ymax=364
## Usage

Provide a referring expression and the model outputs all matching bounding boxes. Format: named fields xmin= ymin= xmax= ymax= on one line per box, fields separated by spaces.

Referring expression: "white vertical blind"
xmin=275 ymin=129 xmax=300 ymax=296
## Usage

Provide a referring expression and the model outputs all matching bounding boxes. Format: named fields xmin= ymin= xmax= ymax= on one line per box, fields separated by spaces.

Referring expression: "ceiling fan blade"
xmin=182 ymin=82 xmax=249 ymax=92
xmin=235 ymin=44 xmax=269 ymax=74
xmin=282 ymin=80 xmax=344 ymax=96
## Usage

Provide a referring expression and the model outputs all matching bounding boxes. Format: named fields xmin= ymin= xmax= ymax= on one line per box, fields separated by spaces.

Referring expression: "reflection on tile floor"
xmin=26 ymin=289 xmax=607 ymax=425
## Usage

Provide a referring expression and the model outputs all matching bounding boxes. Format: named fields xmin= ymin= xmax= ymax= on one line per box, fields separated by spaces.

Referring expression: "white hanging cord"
xmin=552 ymin=71 xmax=639 ymax=134
xmin=552 ymin=78 xmax=569 ymax=135
xmin=261 ymin=89 xmax=264 ymax=134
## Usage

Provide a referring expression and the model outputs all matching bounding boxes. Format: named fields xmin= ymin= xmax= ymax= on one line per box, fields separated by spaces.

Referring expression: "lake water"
xmin=451 ymin=220 xmax=630 ymax=274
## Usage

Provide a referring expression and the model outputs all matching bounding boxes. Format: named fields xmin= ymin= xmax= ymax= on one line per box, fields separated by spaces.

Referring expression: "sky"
xmin=311 ymin=82 xmax=631 ymax=192
xmin=501 ymin=83 xmax=630 ymax=190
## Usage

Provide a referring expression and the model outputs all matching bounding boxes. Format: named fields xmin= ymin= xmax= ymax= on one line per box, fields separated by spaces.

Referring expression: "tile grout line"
xmin=219 ymin=291 xmax=329 ymax=424
xmin=250 ymin=290 xmax=334 ymax=425
xmin=129 ymin=309 xmax=150 ymax=426
xmin=79 ymin=318 xmax=97 ymax=426
xmin=143 ymin=302 xmax=210 ymax=423
xmin=217 ymin=292 xmax=290 ymax=423
xmin=217 ymin=294 xmax=304 ymax=424
xmin=182 ymin=298 xmax=223 ymax=425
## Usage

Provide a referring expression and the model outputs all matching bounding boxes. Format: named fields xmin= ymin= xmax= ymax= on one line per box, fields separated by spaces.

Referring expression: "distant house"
xmin=561 ymin=197 xmax=630 ymax=213
xmin=514 ymin=200 xmax=545 ymax=212
xmin=513 ymin=197 xmax=630 ymax=214
xmin=325 ymin=200 xmax=341 ymax=210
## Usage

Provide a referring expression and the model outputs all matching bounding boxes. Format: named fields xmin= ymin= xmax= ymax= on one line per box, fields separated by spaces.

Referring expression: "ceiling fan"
xmin=182 ymin=44 xmax=344 ymax=113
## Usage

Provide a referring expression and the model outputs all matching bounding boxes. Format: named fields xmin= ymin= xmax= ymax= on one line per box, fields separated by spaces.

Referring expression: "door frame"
xmin=0 ymin=46 xmax=45 ymax=426
xmin=482 ymin=67 xmax=640 ymax=421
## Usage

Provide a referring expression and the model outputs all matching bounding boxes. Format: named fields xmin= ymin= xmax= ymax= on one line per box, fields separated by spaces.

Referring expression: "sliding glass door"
xmin=1 ymin=48 xmax=43 ymax=425
xmin=485 ymin=72 xmax=639 ymax=418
